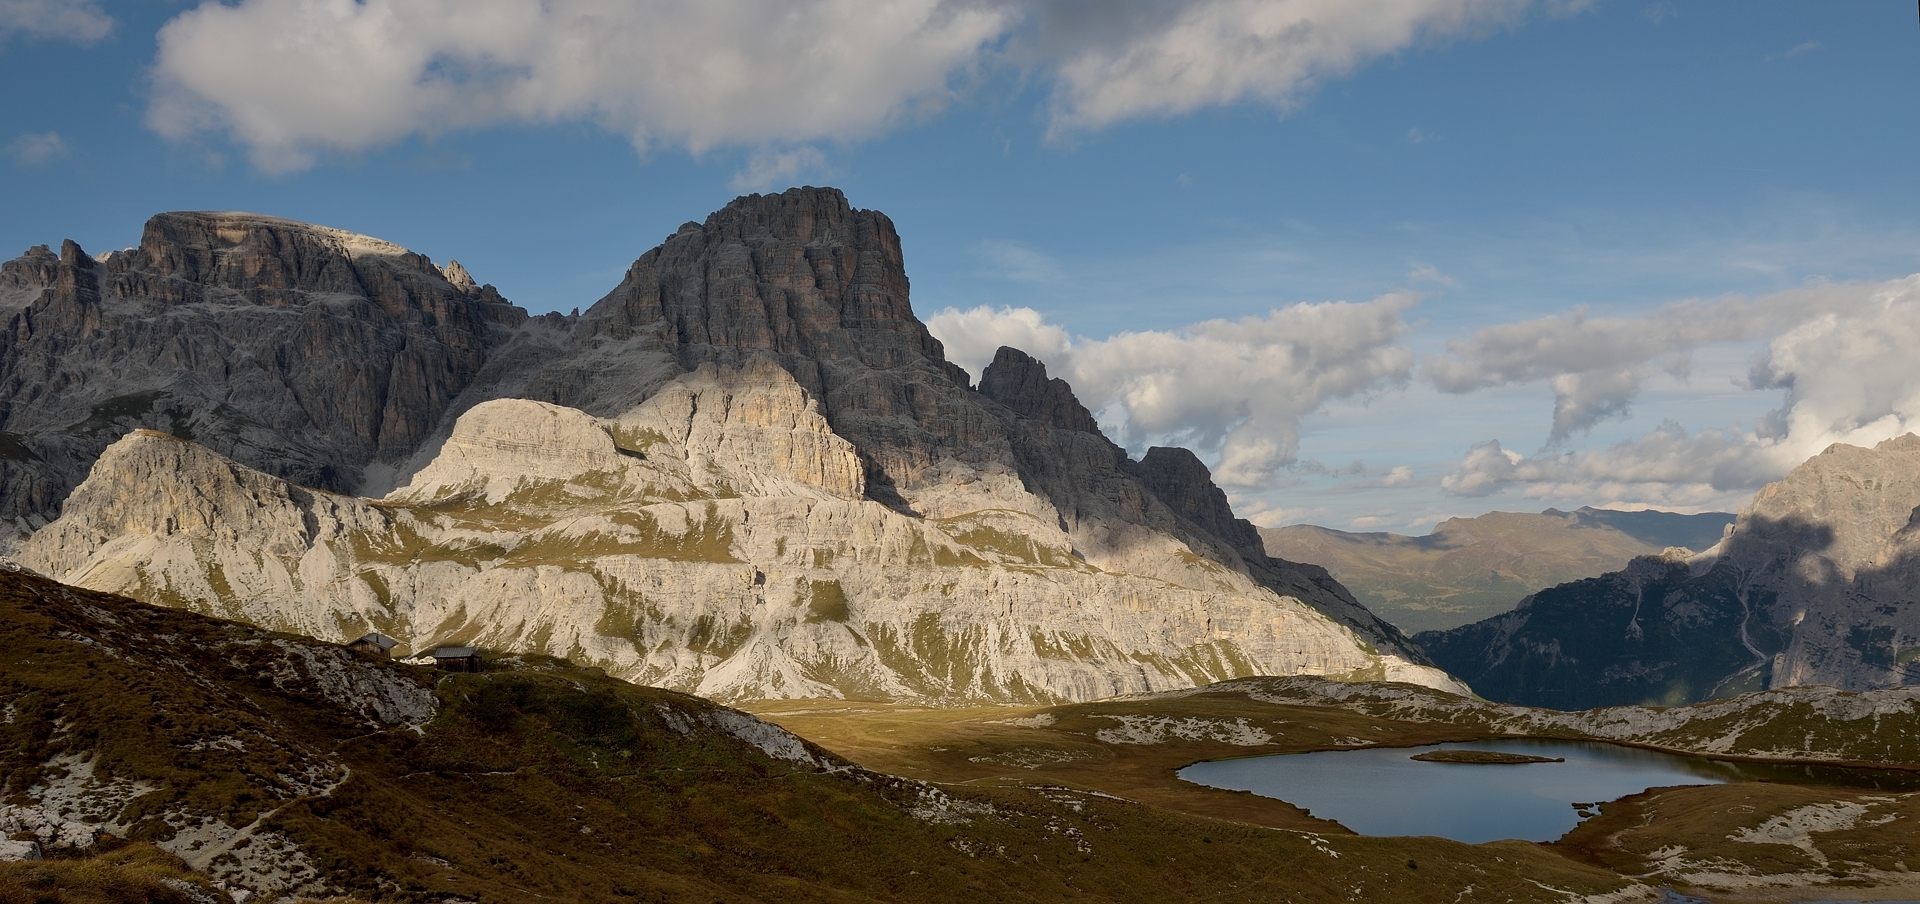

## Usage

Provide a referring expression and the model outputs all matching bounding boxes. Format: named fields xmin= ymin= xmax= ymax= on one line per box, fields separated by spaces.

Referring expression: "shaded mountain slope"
xmin=1262 ymin=508 xmax=1735 ymax=632
xmin=0 ymin=214 xmax=527 ymax=544
xmin=1418 ymin=436 xmax=1920 ymax=709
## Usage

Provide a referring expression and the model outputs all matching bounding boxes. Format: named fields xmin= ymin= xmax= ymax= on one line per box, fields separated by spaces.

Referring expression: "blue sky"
xmin=4 ymin=0 xmax=1919 ymax=533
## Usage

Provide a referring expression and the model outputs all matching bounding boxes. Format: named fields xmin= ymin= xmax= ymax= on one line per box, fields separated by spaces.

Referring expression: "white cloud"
xmin=925 ymin=304 xmax=1073 ymax=381
xmin=729 ymin=146 xmax=828 ymax=192
xmin=1069 ymin=295 xmax=1418 ymax=486
xmin=1425 ymin=283 xmax=1878 ymax=443
xmin=145 ymin=0 xmax=1577 ymax=172
xmin=1035 ymin=0 xmax=1549 ymax=139
xmin=0 ymin=0 xmax=111 ymax=44
xmin=1440 ymin=275 xmax=1920 ymax=508
xmin=148 ymin=0 xmax=1011 ymax=172
xmin=927 ymin=294 xmax=1420 ymax=487
xmin=6 ymin=131 xmax=68 ymax=165
xmin=1227 ymin=494 xmax=1334 ymax=528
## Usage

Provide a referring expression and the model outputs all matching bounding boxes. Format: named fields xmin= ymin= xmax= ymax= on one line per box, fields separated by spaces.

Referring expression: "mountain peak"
xmin=977 ymin=346 xmax=1102 ymax=434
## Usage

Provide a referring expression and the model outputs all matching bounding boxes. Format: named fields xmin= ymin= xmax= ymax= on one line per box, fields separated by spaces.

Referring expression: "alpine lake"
xmin=1178 ymin=738 xmax=1920 ymax=844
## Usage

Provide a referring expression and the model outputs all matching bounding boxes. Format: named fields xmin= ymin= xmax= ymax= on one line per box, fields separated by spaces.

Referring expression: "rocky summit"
xmin=7 ymin=188 xmax=1459 ymax=704
xmin=1420 ymin=435 xmax=1920 ymax=709
xmin=0 ymin=211 xmax=527 ymax=545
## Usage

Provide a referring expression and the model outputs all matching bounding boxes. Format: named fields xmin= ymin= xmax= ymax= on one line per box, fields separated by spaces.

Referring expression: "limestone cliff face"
xmin=0 ymin=213 xmax=527 ymax=547
xmin=972 ymin=346 xmax=1418 ymax=654
xmin=10 ymin=189 xmax=1452 ymax=701
xmin=518 ymin=189 xmax=993 ymax=514
xmin=24 ymin=394 xmax=1465 ymax=703
xmin=1420 ymin=434 xmax=1920 ymax=709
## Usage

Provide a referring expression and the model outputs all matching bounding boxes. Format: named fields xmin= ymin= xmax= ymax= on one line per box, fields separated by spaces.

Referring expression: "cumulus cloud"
xmin=0 ymin=0 xmax=111 ymax=44
xmin=1034 ymin=0 xmax=1551 ymax=138
xmin=148 ymin=0 xmax=1011 ymax=172
xmin=1440 ymin=275 xmax=1920 ymax=507
xmin=929 ymin=294 xmax=1420 ymax=487
xmin=925 ymin=304 xmax=1073 ymax=380
xmin=1425 ymin=283 xmax=1878 ymax=443
xmin=6 ymin=131 xmax=69 ymax=165
xmin=145 ymin=0 xmax=1575 ymax=171
xmin=1073 ymin=295 xmax=1419 ymax=485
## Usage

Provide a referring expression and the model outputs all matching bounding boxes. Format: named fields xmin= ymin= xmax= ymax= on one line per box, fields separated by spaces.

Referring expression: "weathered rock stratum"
xmin=11 ymin=188 xmax=1458 ymax=703
xmin=0 ymin=212 xmax=527 ymax=546
xmin=1419 ymin=435 xmax=1920 ymax=709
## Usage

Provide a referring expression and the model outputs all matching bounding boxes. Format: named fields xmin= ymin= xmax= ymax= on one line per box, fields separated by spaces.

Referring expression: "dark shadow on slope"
xmin=1565 ymin=507 xmax=1736 ymax=553
xmin=974 ymin=345 xmax=1424 ymax=661
xmin=1415 ymin=514 xmax=1843 ymax=711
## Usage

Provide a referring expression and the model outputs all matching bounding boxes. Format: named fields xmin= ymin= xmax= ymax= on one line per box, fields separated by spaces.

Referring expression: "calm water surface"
xmin=1178 ymin=739 xmax=1920 ymax=844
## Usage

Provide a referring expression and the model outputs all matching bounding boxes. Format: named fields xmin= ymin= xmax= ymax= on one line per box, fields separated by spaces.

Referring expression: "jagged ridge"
xmin=1419 ymin=435 xmax=1920 ymax=709
xmin=8 ymin=188 xmax=1451 ymax=703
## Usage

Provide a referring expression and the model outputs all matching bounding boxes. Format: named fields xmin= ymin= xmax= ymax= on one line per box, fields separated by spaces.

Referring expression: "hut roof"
xmin=352 ymin=632 xmax=398 ymax=651
xmin=433 ymin=646 xmax=477 ymax=658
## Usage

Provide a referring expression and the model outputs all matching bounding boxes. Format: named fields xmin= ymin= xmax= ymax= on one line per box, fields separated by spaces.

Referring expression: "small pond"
xmin=1178 ymin=738 xmax=1920 ymax=844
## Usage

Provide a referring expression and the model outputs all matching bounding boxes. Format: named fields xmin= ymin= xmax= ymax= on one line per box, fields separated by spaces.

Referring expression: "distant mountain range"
xmin=1419 ymin=435 xmax=1920 ymax=709
xmin=0 ymin=188 xmax=1455 ymax=703
xmin=1261 ymin=507 xmax=1735 ymax=633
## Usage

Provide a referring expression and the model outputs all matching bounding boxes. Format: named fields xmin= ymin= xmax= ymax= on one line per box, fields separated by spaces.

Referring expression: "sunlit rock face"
xmin=25 ymin=393 xmax=1465 ymax=703
xmin=11 ymin=187 xmax=1464 ymax=703
xmin=1420 ymin=435 xmax=1920 ymax=709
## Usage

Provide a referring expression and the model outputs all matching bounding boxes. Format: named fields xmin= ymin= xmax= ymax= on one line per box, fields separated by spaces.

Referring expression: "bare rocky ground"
xmin=1 ymin=567 xmax=1645 ymax=904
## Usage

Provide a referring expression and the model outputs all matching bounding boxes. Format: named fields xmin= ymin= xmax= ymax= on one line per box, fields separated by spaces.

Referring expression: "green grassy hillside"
xmin=0 ymin=568 xmax=1637 ymax=904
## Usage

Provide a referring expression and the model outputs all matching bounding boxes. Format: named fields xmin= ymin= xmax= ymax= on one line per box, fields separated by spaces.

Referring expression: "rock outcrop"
xmin=1419 ymin=435 xmax=1920 ymax=709
xmin=10 ymin=188 xmax=1457 ymax=703
xmin=0 ymin=213 xmax=526 ymax=548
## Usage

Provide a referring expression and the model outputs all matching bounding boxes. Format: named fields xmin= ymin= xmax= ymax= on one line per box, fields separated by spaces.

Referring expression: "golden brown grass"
xmin=0 ymin=844 xmax=212 ymax=904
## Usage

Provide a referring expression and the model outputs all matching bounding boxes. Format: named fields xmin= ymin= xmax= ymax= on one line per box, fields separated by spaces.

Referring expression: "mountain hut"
xmin=346 ymin=632 xmax=398 ymax=660
xmin=432 ymin=646 xmax=481 ymax=672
